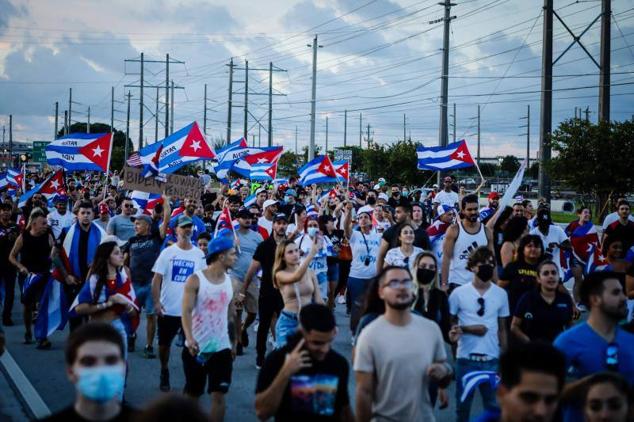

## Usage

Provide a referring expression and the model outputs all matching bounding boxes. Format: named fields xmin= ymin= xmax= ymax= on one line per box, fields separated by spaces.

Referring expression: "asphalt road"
xmin=1 ymin=296 xmax=485 ymax=421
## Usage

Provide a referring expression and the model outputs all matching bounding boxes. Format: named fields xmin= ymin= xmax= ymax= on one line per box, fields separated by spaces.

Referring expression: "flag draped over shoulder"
xmin=61 ymin=223 xmax=106 ymax=278
xmin=22 ymin=273 xmax=68 ymax=340
xmin=46 ymin=133 xmax=113 ymax=172
xmin=416 ymin=140 xmax=474 ymax=171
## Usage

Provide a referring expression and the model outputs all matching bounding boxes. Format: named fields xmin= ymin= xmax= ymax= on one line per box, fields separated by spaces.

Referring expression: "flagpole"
xmin=473 ymin=159 xmax=486 ymax=194
xmin=102 ymin=132 xmax=115 ymax=201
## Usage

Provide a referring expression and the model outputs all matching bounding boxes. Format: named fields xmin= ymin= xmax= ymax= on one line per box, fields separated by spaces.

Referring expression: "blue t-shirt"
xmin=554 ymin=322 xmax=634 ymax=382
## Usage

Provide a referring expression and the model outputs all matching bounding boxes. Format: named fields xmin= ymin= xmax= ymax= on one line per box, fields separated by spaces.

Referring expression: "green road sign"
xmin=32 ymin=141 xmax=50 ymax=163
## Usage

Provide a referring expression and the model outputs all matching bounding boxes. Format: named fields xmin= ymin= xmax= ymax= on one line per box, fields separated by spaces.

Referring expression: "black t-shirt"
xmin=513 ymin=289 xmax=573 ymax=343
xmin=0 ymin=221 xmax=19 ymax=269
xmin=202 ymin=216 xmax=215 ymax=234
xmin=39 ymin=404 xmax=137 ymax=422
xmin=605 ymin=220 xmax=634 ymax=251
xmin=253 ymin=235 xmax=279 ymax=297
xmin=256 ymin=334 xmax=350 ymax=422
xmin=124 ymin=233 xmax=162 ymax=285
xmin=324 ymin=229 xmax=344 ymax=265
xmin=500 ymin=261 xmax=539 ymax=313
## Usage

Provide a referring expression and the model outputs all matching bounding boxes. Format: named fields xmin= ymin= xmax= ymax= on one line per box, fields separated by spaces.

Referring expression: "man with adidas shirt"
xmin=442 ymin=194 xmax=495 ymax=293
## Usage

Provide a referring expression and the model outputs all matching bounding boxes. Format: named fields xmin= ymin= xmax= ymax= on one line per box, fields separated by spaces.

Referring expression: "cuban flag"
xmin=306 ymin=204 xmax=319 ymax=218
xmin=417 ymin=140 xmax=475 ymax=171
xmin=333 ymin=160 xmax=350 ymax=182
xmin=243 ymin=193 xmax=257 ymax=208
xmin=212 ymin=137 xmax=249 ymax=181
xmin=18 ymin=169 xmax=66 ymax=208
xmin=214 ymin=207 xmax=236 ymax=238
xmin=298 ymin=155 xmax=339 ymax=186
xmin=585 ymin=244 xmax=609 ymax=274
xmin=565 ymin=220 xmax=599 ymax=264
xmin=249 ymin=161 xmax=278 ymax=181
xmin=460 ymin=371 xmax=499 ymax=403
xmin=232 ymin=146 xmax=284 ymax=178
xmin=7 ymin=168 xmax=23 ymax=188
xmin=157 ymin=122 xmax=216 ymax=174
xmin=130 ymin=191 xmax=162 ymax=215
xmin=0 ymin=172 xmax=8 ymax=190
xmin=46 ymin=133 xmax=113 ymax=172
xmin=22 ymin=273 xmax=68 ymax=340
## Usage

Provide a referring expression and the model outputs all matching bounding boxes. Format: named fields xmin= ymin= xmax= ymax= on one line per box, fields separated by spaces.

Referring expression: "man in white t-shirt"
xmin=449 ymin=246 xmax=509 ymax=422
xmin=433 ymin=176 xmax=459 ymax=209
xmin=529 ymin=208 xmax=571 ymax=278
xmin=602 ymin=197 xmax=634 ymax=230
xmin=258 ymin=199 xmax=278 ymax=235
xmin=47 ymin=196 xmax=75 ymax=240
xmin=152 ymin=215 xmax=206 ymax=392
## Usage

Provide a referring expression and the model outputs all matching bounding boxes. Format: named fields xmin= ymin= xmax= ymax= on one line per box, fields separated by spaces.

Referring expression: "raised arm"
xmin=440 ymin=224 xmax=458 ymax=289
xmin=275 ymin=238 xmax=322 ymax=286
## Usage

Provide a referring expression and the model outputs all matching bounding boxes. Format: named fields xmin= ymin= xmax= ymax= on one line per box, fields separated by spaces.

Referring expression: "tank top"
xmin=190 ymin=270 xmax=233 ymax=354
xmin=21 ymin=230 xmax=52 ymax=273
xmin=448 ymin=220 xmax=488 ymax=286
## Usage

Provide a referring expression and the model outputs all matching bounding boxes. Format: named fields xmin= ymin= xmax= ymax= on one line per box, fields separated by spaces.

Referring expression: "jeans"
xmin=0 ymin=270 xmax=16 ymax=321
xmin=347 ymin=276 xmax=372 ymax=333
xmin=316 ymin=272 xmax=328 ymax=301
xmin=274 ymin=310 xmax=298 ymax=349
xmin=256 ymin=292 xmax=283 ymax=362
xmin=455 ymin=358 xmax=499 ymax=422
xmin=132 ymin=283 xmax=154 ymax=314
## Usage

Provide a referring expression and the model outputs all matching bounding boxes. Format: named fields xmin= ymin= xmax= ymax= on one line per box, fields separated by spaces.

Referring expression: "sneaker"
xmin=256 ymin=356 xmax=264 ymax=370
xmin=159 ymin=368 xmax=170 ymax=392
xmin=24 ymin=333 xmax=33 ymax=345
xmin=241 ymin=328 xmax=249 ymax=348
xmin=236 ymin=343 xmax=244 ymax=356
xmin=337 ymin=295 xmax=346 ymax=305
xmin=36 ymin=339 xmax=52 ymax=350
xmin=127 ymin=335 xmax=136 ymax=353
xmin=350 ymin=335 xmax=355 ymax=347
xmin=143 ymin=345 xmax=156 ymax=359
xmin=252 ymin=322 xmax=259 ymax=333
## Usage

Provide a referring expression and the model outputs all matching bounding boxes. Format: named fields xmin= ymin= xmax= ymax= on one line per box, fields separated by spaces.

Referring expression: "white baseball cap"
xmin=263 ymin=199 xmax=278 ymax=210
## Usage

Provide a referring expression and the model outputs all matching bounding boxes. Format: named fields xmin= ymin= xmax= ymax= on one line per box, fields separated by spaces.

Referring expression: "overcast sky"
xmin=0 ymin=0 xmax=633 ymax=159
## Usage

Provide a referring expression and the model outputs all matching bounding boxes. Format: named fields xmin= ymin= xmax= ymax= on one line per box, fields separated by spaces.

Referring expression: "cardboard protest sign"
xmin=121 ymin=166 xmax=203 ymax=198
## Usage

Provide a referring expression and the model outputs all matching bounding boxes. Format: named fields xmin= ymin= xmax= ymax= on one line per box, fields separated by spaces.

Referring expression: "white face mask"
xmin=307 ymin=227 xmax=318 ymax=238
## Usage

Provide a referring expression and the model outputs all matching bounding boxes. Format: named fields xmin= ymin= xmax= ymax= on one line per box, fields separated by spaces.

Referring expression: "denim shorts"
xmin=133 ymin=283 xmax=154 ymax=315
xmin=327 ymin=262 xmax=339 ymax=282
xmin=316 ymin=272 xmax=328 ymax=300
xmin=275 ymin=310 xmax=298 ymax=349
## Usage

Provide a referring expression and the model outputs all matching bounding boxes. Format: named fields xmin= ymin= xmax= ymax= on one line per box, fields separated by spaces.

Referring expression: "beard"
xmin=467 ymin=214 xmax=478 ymax=222
xmin=603 ymin=303 xmax=628 ymax=321
xmin=386 ymin=295 xmax=413 ymax=310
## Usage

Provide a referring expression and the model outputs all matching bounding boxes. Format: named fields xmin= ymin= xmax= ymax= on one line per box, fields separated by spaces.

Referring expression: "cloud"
xmin=0 ymin=0 xmax=27 ymax=35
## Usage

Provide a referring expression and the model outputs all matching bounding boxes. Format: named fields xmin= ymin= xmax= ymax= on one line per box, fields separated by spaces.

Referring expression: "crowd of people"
xmin=0 ymin=169 xmax=633 ymax=422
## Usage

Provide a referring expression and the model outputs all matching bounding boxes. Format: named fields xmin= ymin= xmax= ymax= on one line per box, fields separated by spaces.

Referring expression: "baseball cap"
xmin=53 ymin=195 xmax=68 ymax=203
xmin=99 ymin=203 xmax=109 ymax=214
xmin=236 ymin=208 xmax=252 ymax=219
xmin=285 ymin=189 xmax=297 ymax=197
xmin=177 ymin=215 xmax=193 ymax=227
xmin=273 ymin=213 xmax=288 ymax=222
xmin=132 ymin=214 xmax=152 ymax=225
xmin=378 ymin=193 xmax=389 ymax=202
xmin=263 ymin=199 xmax=278 ymax=210
xmin=487 ymin=192 xmax=500 ymax=200
xmin=207 ymin=235 xmax=234 ymax=258
xmin=255 ymin=187 xmax=266 ymax=195
xmin=357 ymin=205 xmax=374 ymax=216
xmin=437 ymin=205 xmax=455 ymax=217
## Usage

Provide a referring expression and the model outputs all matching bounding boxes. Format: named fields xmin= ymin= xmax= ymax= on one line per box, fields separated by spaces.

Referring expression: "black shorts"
xmin=182 ymin=348 xmax=233 ymax=396
xmin=157 ymin=315 xmax=182 ymax=347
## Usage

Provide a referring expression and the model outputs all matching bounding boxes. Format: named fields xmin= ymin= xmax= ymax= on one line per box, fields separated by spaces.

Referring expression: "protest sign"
xmin=121 ymin=166 xmax=203 ymax=198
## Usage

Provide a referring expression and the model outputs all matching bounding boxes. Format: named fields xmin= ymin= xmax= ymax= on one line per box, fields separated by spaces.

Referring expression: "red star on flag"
xmin=41 ymin=170 xmax=65 ymax=196
xmin=265 ymin=161 xmax=278 ymax=179
xmin=78 ymin=133 xmax=112 ymax=172
xmin=244 ymin=147 xmax=283 ymax=165
xmin=318 ymin=155 xmax=337 ymax=177
xmin=449 ymin=140 xmax=475 ymax=164
xmin=180 ymin=122 xmax=215 ymax=159
xmin=336 ymin=162 xmax=349 ymax=180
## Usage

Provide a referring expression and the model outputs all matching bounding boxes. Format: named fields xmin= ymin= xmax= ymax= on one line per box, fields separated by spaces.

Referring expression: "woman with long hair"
xmin=286 ymin=205 xmax=307 ymax=241
xmin=72 ymin=241 xmax=139 ymax=357
xmin=561 ymin=372 xmax=633 ymax=422
xmin=498 ymin=234 xmax=544 ymax=314
xmin=272 ymin=238 xmax=323 ymax=348
xmin=383 ymin=223 xmax=423 ymax=273
xmin=499 ymin=216 xmax=528 ymax=267
xmin=295 ymin=215 xmax=332 ymax=301
xmin=319 ymin=214 xmax=344 ymax=310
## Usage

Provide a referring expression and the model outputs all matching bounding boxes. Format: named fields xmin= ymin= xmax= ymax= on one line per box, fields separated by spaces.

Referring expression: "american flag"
xmin=126 ymin=152 xmax=143 ymax=167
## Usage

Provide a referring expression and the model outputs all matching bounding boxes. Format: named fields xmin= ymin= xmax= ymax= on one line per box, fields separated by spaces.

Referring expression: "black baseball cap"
xmin=273 ymin=213 xmax=288 ymax=222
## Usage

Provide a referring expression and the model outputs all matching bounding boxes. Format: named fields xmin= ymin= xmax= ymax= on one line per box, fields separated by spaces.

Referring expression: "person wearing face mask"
xmin=151 ymin=215 xmax=207 ymax=392
xmin=387 ymin=185 xmax=401 ymax=209
xmin=295 ymin=215 xmax=333 ymax=301
xmin=39 ymin=322 xmax=136 ymax=422
xmin=448 ymin=247 xmax=510 ymax=422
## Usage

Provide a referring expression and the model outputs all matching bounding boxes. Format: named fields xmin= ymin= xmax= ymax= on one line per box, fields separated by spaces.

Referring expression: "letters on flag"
xmin=46 ymin=133 xmax=113 ymax=172
xmin=417 ymin=140 xmax=475 ymax=171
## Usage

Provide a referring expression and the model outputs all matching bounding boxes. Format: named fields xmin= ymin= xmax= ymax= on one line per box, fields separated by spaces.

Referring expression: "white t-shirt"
xmin=384 ymin=246 xmax=423 ymax=273
xmin=47 ymin=210 xmax=75 ymax=239
xmin=349 ymin=229 xmax=382 ymax=279
xmin=295 ymin=233 xmax=331 ymax=276
xmin=449 ymin=282 xmax=510 ymax=359
xmin=602 ymin=211 xmax=634 ymax=230
xmin=434 ymin=190 xmax=459 ymax=208
xmin=529 ymin=224 xmax=569 ymax=277
xmin=258 ymin=216 xmax=273 ymax=234
xmin=152 ymin=244 xmax=206 ymax=316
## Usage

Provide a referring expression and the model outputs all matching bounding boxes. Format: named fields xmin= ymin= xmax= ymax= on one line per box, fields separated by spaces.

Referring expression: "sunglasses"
xmin=384 ymin=279 xmax=413 ymax=289
xmin=477 ymin=297 xmax=486 ymax=317
xmin=606 ymin=343 xmax=619 ymax=371
xmin=123 ymin=204 xmax=134 ymax=208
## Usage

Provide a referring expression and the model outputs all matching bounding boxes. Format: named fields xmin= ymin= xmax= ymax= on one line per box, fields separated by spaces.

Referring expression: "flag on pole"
xmin=18 ymin=170 xmax=66 ymax=208
xmin=46 ymin=133 xmax=113 ymax=172
xmin=249 ymin=161 xmax=278 ymax=181
xmin=6 ymin=168 xmax=23 ymax=188
xmin=497 ymin=159 xmax=528 ymax=211
xmin=298 ymin=155 xmax=339 ymax=185
xmin=416 ymin=140 xmax=475 ymax=171
xmin=333 ymin=160 xmax=350 ymax=182
xmin=231 ymin=146 xmax=284 ymax=178
xmin=130 ymin=191 xmax=163 ymax=215
xmin=157 ymin=122 xmax=215 ymax=174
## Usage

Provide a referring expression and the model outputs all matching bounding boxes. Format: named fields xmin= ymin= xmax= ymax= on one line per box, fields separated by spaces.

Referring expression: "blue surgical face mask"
xmin=307 ymin=227 xmax=318 ymax=238
xmin=75 ymin=365 xmax=125 ymax=403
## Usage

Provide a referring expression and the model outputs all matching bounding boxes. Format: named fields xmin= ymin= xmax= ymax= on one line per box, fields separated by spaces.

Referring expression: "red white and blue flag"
xmin=249 ymin=161 xmax=278 ymax=181
xmin=298 ymin=155 xmax=338 ymax=186
xmin=565 ymin=220 xmax=599 ymax=264
xmin=417 ymin=140 xmax=475 ymax=171
xmin=22 ymin=273 xmax=68 ymax=340
xmin=333 ymin=160 xmax=350 ymax=182
xmin=232 ymin=146 xmax=283 ymax=178
xmin=214 ymin=207 xmax=236 ymax=238
xmin=157 ymin=121 xmax=215 ymax=174
xmin=130 ymin=191 xmax=163 ymax=215
xmin=18 ymin=169 xmax=66 ymax=208
xmin=46 ymin=133 xmax=113 ymax=172
xmin=6 ymin=168 xmax=23 ymax=188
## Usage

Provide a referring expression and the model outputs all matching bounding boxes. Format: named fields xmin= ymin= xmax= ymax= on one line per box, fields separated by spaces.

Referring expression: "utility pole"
xmin=366 ymin=123 xmax=371 ymax=148
xmin=244 ymin=60 xmax=249 ymax=138
xmin=520 ymin=105 xmax=530 ymax=165
xmin=359 ymin=113 xmax=362 ymax=147
xmin=64 ymin=111 xmax=68 ymax=135
xmin=87 ymin=106 xmax=91 ymax=133
xmin=68 ymin=88 xmax=72 ymax=131
xmin=268 ymin=62 xmax=273 ymax=146
xmin=155 ymin=87 xmax=160 ymax=142
xmin=477 ymin=105 xmax=481 ymax=165
xmin=343 ymin=110 xmax=347 ymax=147
xmin=539 ymin=0 xmax=553 ymax=201
xmin=452 ymin=103 xmax=456 ymax=142
xmin=203 ymin=84 xmax=208 ymax=137
xmin=226 ymin=58 xmax=234 ymax=144
xmin=599 ymin=0 xmax=611 ymax=122
xmin=325 ymin=116 xmax=329 ymax=153
xmin=110 ymin=87 xmax=114 ymax=133
xmin=165 ymin=54 xmax=169 ymax=138
xmin=403 ymin=114 xmax=407 ymax=141
xmin=8 ymin=115 xmax=12 ymax=164
xmin=295 ymin=126 xmax=298 ymax=155
xmin=308 ymin=35 xmax=323 ymax=161
xmin=585 ymin=106 xmax=590 ymax=122
xmin=258 ymin=124 xmax=261 ymax=147
xmin=125 ymin=91 xmax=132 ymax=161
xmin=170 ymin=80 xmax=174 ymax=134
xmin=139 ymin=52 xmax=144 ymax=147
xmin=54 ymin=102 xmax=59 ymax=139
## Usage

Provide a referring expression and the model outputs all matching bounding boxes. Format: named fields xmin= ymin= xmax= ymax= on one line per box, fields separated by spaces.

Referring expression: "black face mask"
xmin=367 ymin=197 xmax=376 ymax=206
xmin=417 ymin=268 xmax=436 ymax=285
xmin=476 ymin=264 xmax=495 ymax=281
xmin=392 ymin=192 xmax=400 ymax=198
